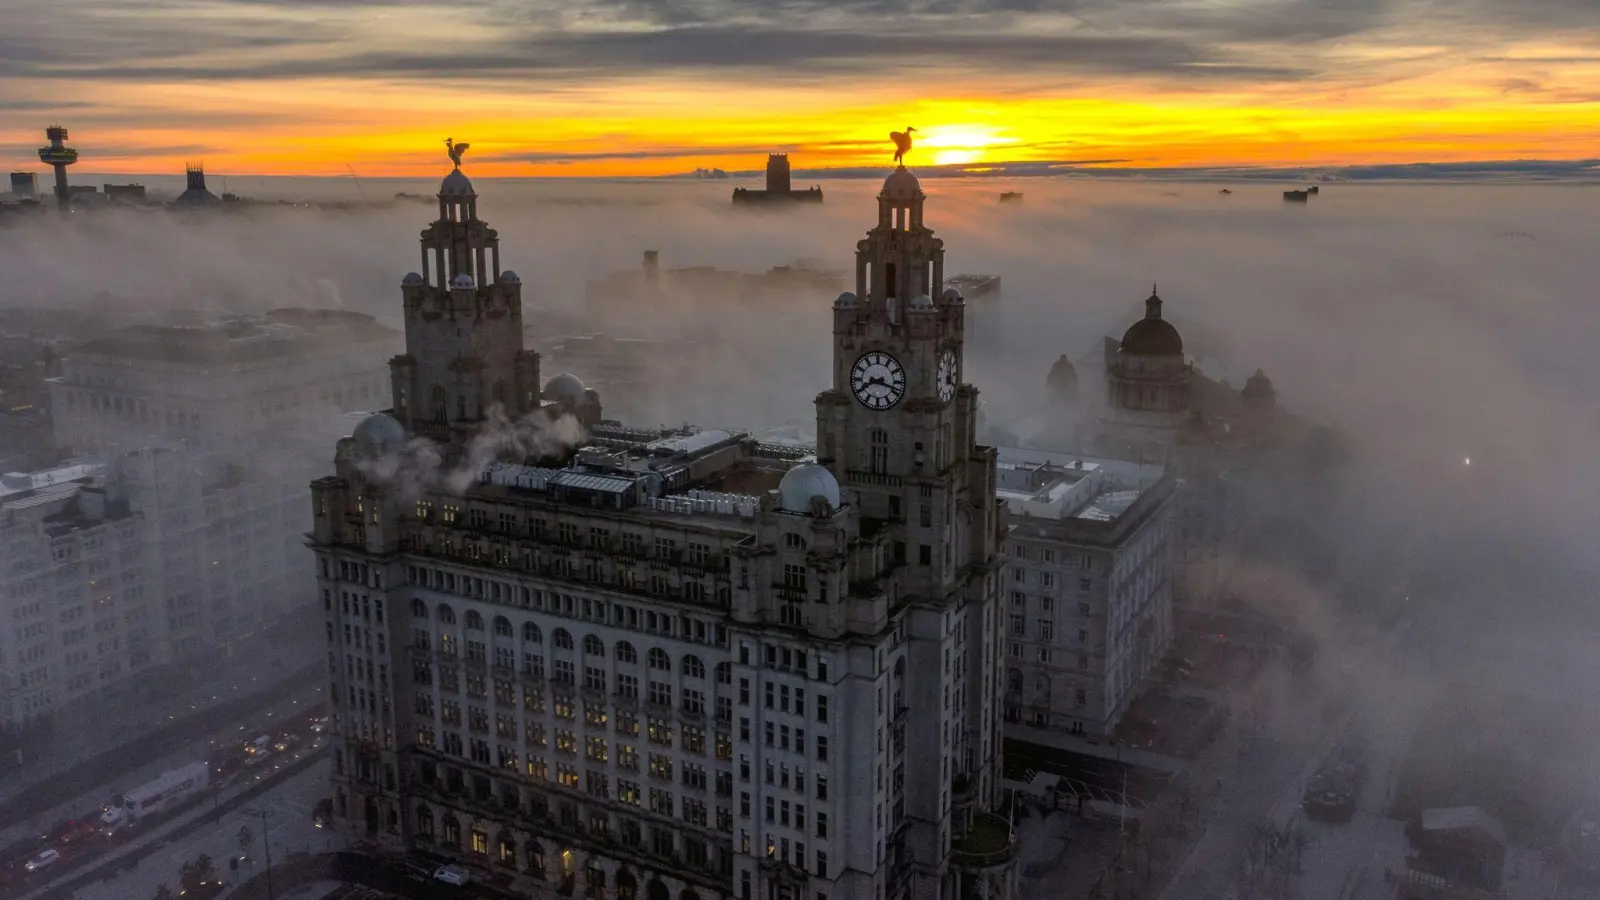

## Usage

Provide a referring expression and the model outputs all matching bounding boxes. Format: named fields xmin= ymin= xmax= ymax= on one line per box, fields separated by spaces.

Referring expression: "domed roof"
xmin=940 ymin=287 xmax=965 ymax=305
xmin=543 ymin=373 xmax=586 ymax=404
xmin=1119 ymin=288 xmax=1184 ymax=357
xmin=351 ymin=413 xmax=408 ymax=456
xmin=834 ymin=291 xmax=858 ymax=309
xmin=1047 ymin=354 xmax=1079 ymax=399
xmin=1242 ymin=368 xmax=1276 ymax=402
xmin=778 ymin=463 xmax=840 ymax=514
xmin=440 ymin=169 xmax=475 ymax=197
xmin=881 ymin=166 xmax=922 ymax=200
xmin=499 ymin=270 xmax=521 ymax=284
xmin=402 ymin=272 xmax=424 ymax=286
xmin=908 ymin=293 xmax=934 ymax=310
xmin=450 ymin=273 xmax=475 ymax=291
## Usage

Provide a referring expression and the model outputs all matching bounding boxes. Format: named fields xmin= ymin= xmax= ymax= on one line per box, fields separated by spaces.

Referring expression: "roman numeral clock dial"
xmin=851 ymin=351 xmax=906 ymax=410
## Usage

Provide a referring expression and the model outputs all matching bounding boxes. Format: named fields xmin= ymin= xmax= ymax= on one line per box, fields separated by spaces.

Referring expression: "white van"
xmin=25 ymin=849 xmax=61 ymax=872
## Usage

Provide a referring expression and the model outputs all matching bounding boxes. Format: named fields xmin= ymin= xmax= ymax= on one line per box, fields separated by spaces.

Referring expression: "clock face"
xmin=937 ymin=349 xmax=959 ymax=404
xmin=851 ymin=351 xmax=906 ymax=410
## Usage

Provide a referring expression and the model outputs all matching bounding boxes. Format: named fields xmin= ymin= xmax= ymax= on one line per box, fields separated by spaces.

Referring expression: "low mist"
xmin=7 ymin=173 xmax=1599 ymax=829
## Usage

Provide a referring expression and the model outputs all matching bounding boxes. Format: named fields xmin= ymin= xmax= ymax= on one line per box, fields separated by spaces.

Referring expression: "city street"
xmin=67 ymin=760 xmax=342 ymax=900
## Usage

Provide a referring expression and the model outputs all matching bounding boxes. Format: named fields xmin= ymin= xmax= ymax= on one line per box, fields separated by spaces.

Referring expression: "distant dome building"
xmin=543 ymin=373 xmax=587 ymax=406
xmin=1242 ymin=368 xmax=1276 ymax=412
xmin=171 ymin=163 xmax=222 ymax=208
xmin=1106 ymin=287 xmax=1192 ymax=417
xmin=1046 ymin=354 xmax=1078 ymax=404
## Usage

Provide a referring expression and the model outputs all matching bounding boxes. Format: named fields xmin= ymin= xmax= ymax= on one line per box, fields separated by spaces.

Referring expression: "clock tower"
xmin=815 ymin=165 xmax=1010 ymax=900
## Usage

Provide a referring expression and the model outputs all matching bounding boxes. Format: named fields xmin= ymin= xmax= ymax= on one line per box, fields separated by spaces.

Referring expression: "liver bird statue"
xmin=445 ymin=137 xmax=470 ymax=170
xmin=890 ymin=127 xmax=917 ymax=165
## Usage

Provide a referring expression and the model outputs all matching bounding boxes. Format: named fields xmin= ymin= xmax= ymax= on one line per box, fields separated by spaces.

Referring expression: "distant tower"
xmin=37 ymin=126 xmax=79 ymax=215
xmin=765 ymin=153 xmax=792 ymax=194
xmin=172 ymin=163 xmax=222 ymax=207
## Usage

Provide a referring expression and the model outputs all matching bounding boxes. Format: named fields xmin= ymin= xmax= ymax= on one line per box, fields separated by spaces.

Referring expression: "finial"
xmin=891 ymin=126 xmax=917 ymax=165
xmin=445 ymin=137 xmax=471 ymax=171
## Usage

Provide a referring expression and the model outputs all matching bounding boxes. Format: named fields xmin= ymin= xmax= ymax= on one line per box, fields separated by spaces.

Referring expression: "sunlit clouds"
xmin=1 ymin=0 xmax=1598 ymax=175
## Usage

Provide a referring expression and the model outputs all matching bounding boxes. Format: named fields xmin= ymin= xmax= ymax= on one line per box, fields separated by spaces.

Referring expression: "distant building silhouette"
xmin=9 ymin=172 xmax=37 ymax=199
xmin=172 ymin=163 xmax=221 ymax=208
xmin=731 ymin=153 xmax=823 ymax=205
xmin=103 ymin=183 xmax=147 ymax=203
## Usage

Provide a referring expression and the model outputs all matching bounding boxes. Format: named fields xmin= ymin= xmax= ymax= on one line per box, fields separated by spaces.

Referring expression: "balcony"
xmin=950 ymin=813 xmax=1016 ymax=869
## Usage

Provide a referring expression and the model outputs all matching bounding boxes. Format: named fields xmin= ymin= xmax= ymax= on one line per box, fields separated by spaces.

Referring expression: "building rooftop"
xmin=995 ymin=447 xmax=1165 ymax=524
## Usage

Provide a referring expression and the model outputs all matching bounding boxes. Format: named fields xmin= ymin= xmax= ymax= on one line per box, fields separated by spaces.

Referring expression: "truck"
xmin=100 ymin=761 xmax=210 ymax=834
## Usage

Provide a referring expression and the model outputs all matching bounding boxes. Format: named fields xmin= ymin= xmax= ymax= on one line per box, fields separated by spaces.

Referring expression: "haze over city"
xmin=1 ymin=5 xmax=1598 ymax=900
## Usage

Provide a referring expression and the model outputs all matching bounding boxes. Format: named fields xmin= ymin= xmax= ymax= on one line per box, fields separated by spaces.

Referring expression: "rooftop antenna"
xmin=346 ymin=164 xmax=369 ymax=203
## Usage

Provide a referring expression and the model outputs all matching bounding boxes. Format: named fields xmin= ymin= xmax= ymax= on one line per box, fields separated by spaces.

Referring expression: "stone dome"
xmin=1120 ymin=288 xmax=1184 ymax=357
xmin=1242 ymin=368 xmax=1277 ymax=405
xmin=778 ymin=463 xmax=841 ymax=514
xmin=402 ymin=272 xmax=424 ymax=286
xmin=940 ymin=287 xmax=965 ymax=305
xmin=881 ymin=167 xmax=922 ymax=200
xmin=500 ymin=271 xmax=521 ymax=284
xmin=908 ymin=293 xmax=934 ymax=310
xmin=834 ymin=291 xmax=858 ymax=309
xmin=351 ymin=413 xmax=408 ymax=456
xmin=440 ymin=169 xmax=475 ymax=197
xmin=1047 ymin=354 xmax=1079 ymax=400
xmin=450 ymin=273 xmax=475 ymax=291
xmin=543 ymin=373 xmax=587 ymax=404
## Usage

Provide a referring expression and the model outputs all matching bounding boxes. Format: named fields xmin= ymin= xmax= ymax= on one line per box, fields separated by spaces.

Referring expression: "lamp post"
xmin=242 ymin=807 xmax=275 ymax=900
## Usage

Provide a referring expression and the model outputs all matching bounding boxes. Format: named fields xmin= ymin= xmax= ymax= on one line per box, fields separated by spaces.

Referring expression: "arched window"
xmin=647 ymin=648 xmax=671 ymax=671
xmin=493 ymin=616 xmax=512 ymax=637
xmin=411 ymin=598 xmax=427 ymax=618
xmin=465 ymin=611 xmax=484 ymax=631
xmin=1007 ymin=668 xmax=1022 ymax=693
xmin=415 ymin=805 xmax=435 ymax=839
xmin=615 ymin=641 xmax=638 ymax=664
xmin=553 ymin=628 xmax=574 ymax=650
xmin=583 ymin=635 xmax=605 ymax=656
xmin=492 ymin=381 xmax=508 ymax=410
xmin=436 ymin=603 xmax=456 ymax=625
xmin=715 ymin=662 xmax=732 ymax=684
xmin=430 ymin=385 xmax=447 ymax=423
xmin=682 ymin=655 xmax=706 ymax=679
xmin=523 ymin=622 xmax=543 ymax=643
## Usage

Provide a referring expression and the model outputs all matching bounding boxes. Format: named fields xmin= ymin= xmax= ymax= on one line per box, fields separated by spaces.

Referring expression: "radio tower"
xmin=37 ymin=126 xmax=79 ymax=215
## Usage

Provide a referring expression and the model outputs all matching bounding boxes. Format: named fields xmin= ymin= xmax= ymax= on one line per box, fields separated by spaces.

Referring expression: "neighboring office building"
xmin=732 ymin=154 xmax=824 ymax=205
xmin=103 ymin=183 xmax=147 ymax=203
xmin=994 ymin=448 xmax=1178 ymax=738
xmin=0 ymin=443 xmax=313 ymax=729
xmin=313 ymin=162 xmax=1017 ymax=900
xmin=49 ymin=307 xmax=398 ymax=462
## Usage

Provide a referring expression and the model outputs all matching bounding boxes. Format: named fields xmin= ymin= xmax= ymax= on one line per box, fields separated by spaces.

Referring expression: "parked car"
xmin=433 ymin=864 xmax=470 ymax=886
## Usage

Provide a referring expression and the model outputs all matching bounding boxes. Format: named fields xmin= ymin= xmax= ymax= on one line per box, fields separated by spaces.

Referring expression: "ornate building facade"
xmin=311 ymin=163 xmax=1016 ymax=900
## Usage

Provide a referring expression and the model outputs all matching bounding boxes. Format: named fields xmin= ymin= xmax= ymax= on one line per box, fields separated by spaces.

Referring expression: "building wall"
xmin=998 ymin=487 xmax=1177 ymax=738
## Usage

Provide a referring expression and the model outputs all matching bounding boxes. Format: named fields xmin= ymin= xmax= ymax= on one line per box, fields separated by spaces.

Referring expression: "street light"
xmin=242 ymin=807 xmax=275 ymax=900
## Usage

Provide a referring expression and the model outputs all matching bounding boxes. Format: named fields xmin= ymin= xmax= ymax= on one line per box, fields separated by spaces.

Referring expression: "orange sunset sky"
xmin=2 ymin=0 xmax=1598 ymax=177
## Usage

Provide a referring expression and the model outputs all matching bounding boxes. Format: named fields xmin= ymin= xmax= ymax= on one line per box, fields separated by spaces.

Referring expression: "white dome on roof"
xmin=778 ymin=463 xmax=840 ymax=515
xmin=440 ymin=169 xmax=475 ymax=197
xmin=909 ymin=293 xmax=934 ymax=310
xmin=352 ymin=413 xmax=407 ymax=456
xmin=500 ymin=271 xmax=521 ymax=284
xmin=543 ymin=373 xmax=586 ymax=404
xmin=881 ymin=167 xmax=922 ymax=200
xmin=941 ymin=287 xmax=965 ymax=305
xmin=834 ymin=291 xmax=858 ymax=309
xmin=402 ymin=272 xmax=424 ymax=286
xmin=450 ymin=273 xmax=475 ymax=291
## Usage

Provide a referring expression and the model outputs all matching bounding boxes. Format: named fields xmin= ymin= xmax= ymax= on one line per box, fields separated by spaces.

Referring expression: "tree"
xmin=237 ymin=825 xmax=253 ymax=857
xmin=180 ymin=853 xmax=216 ymax=892
xmin=153 ymin=885 xmax=175 ymax=900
